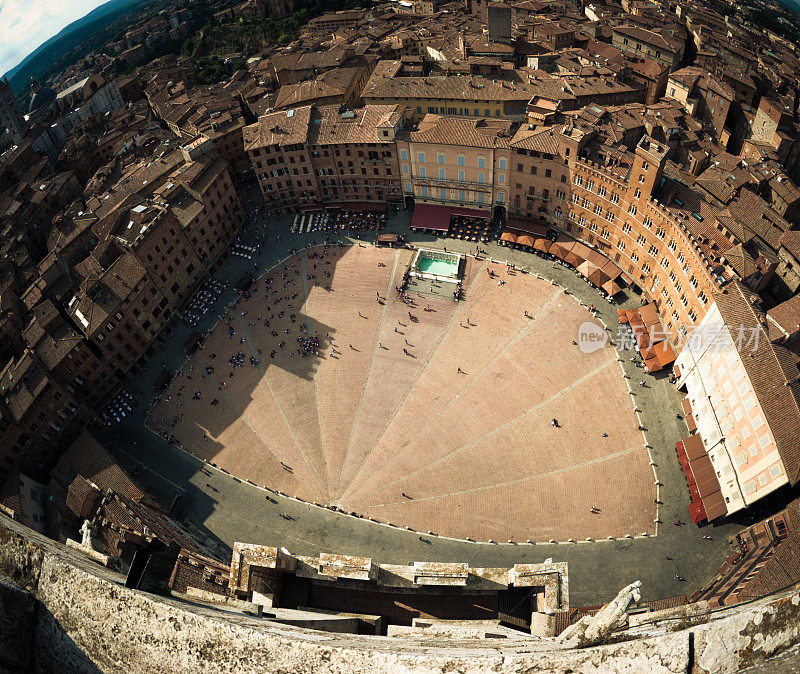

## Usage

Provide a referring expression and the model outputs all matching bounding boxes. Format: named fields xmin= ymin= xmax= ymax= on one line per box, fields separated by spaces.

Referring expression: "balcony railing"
xmin=410 ymin=175 xmax=493 ymax=190
xmin=525 ymin=193 xmax=550 ymax=202
xmin=416 ymin=195 xmax=496 ymax=208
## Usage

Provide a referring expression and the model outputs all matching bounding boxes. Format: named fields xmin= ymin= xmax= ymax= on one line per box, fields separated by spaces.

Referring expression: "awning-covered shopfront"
xmin=505 ymin=218 xmax=547 ymax=235
xmin=676 ymin=435 xmax=727 ymax=523
xmin=410 ymin=204 xmax=451 ymax=231
xmin=619 ymin=303 xmax=675 ymax=373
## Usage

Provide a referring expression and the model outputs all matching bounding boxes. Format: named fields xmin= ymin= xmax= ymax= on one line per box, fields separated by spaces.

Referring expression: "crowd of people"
xmin=290 ymin=209 xmax=388 ymax=235
xmin=182 ymin=278 xmax=229 ymax=328
xmin=448 ymin=215 xmax=491 ymax=242
xmin=149 ymin=244 xmax=343 ymax=443
xmin=335 ymin=210 xmax=387 ymax=232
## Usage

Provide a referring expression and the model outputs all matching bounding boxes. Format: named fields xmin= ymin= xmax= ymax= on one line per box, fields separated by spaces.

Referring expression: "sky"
xmin=0 ymin=0 xmax=107 ymax=77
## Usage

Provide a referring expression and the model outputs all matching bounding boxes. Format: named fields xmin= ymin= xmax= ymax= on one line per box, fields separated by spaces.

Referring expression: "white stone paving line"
xmin=138 ymin=238 xmax=673 ymax=547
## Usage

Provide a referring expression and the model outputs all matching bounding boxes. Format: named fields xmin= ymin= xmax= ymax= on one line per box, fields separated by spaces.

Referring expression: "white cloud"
xmin=0 ymin=0 xmax=106 ymax=77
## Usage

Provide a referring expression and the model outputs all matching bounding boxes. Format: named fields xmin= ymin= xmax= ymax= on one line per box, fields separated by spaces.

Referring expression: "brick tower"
xmin=0 ymin=76 xmax=27 ymax=144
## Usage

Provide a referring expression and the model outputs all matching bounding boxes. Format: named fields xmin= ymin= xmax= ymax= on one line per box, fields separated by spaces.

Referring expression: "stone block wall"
xmin=0 ymin=572 xmax=36 ymax=672
xmin=3 ymin=513 xmax=800 ymax=673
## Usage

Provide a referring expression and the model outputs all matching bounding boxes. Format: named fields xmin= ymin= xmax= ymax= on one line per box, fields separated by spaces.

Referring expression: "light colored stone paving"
xmin=148 ymin=246 xmax=653 ymax=542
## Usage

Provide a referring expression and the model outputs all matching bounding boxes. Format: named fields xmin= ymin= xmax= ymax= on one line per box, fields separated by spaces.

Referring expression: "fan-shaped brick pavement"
xmin=148 ymin=245 xmax=654 ymax=542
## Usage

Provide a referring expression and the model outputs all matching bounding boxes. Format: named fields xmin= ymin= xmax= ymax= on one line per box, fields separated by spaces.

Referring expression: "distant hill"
xmin=3 ymin=0 xmax=152 ymax=94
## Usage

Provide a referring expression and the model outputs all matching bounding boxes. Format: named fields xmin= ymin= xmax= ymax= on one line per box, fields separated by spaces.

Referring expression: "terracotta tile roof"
xmin=643 ymin=595 xmax=688 ymax=612
xmin=311 ymin=104 xmax=404 ymax=145
xmin=787 ymin=498 xmax=800 ymax=529
xmin=65 ymin=475 xmax=97 ymax=517
xmin=714 ymin=280 xmax=800 ymax=485
xmin=243 ymin=106 xmax=313 ymax=150
xmin=509 ymin=124 xmax=561 ymax=154
xmin=364 ymin=63 xmax=546 ymax=103
xmin=274 ymin=67 xmax=362 ymax=109
xmin=780 ymin=230 xmax=800 ymax=261
xmin=767 ymin=294 xmax=800 ymax=340
xmin=667 ymin=66 xmax=702 ymax=89
xmin=0 ymin=351 xmax=48 ymax=421
xmin=612 ymin=24 xmax=683 ymax=53
xmin=722 ymin=189 xmax=789 ymax=254
xmin=408 ymin=115 xmax=513 ymax=148
xmin=721 ymin=243 xmax=761 ymax=280
xmin=738 ymin=530 xmax=800 ymax=600
xmin=58 ymin=430 xmax=146 ymax=502
xmin=700 ymin=73 xmax=734 ymax=102
xmin=768 ymin=174 xmax=800 ymax=205
xmin=0 ymin=464 xmax=22 ymax=514
xmin=694 ymin=163 xmax=752 ymax=206
xmin=170 ymin=558 xmax=230 ymax=595
xmin=660 ymin=176 xmax=728 ymax=255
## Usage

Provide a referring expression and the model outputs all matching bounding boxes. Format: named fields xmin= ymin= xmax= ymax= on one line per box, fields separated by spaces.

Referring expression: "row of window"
xmin=402 ymin=165 xmax=505 ymax=184
xmin=400 ymin=149 xmax=507 ymax=170
xmin=410 ymin=105 xmax=502 ymax=118
xmin=411 ymin=185 xmax=505 ymax=203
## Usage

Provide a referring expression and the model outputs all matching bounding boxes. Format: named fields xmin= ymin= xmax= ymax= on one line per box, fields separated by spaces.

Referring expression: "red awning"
xmin=517 ymin=234 xmax=536 ymax=248
xmin=451 ymin=207 xmax=490 ymax=219
xmin=549 ymin=243 xmax=569 ymax=260
xmin=676 ymin=441 xmax=692 ymax=478
xmin=691 ymin=456 xmax=716 ymax=486
xmin=506 ymin=218 xmax=547 ymax=235
xmin=588 ymin=268 xmax=611 ymax=287
xmin=411 ymin=205 xmax=451 ymax=231
xmin=534 ymin=237 xmax=552 ymax=253
xmin=680 ymin=435 xmax=727 ymax=520
xmin=585 ymin=249 xmax=607 ymax=268
xmin=500 ymin=231 xmax=517 ymax=243
xmin=643 ymin=356 xmax=661 ymax=373
xmin=639 ymin=303 xmax=661 ymax=327
xmin=677 ymin=438 xmax=713 ymax=523
xmin=683 ymin=434 xmax=707 ymax=461
xmin=689 ymin=500 xmax=707 ymax=524
xmin=577 ymin=260 xmax=597 ymax=277
xmin=704 ymin=492 xmax=728 ymax=520
xmin=599 ymin=259 xmax=622 ymax=280
xmin=653 ymin=340 xmax=677 ymax=367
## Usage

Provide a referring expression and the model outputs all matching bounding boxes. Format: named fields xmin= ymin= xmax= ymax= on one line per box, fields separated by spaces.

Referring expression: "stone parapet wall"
xmin=3 ymin=513 xmax=800 ymax=673
xmin=0 ymin=572 xmax=36 ymax=673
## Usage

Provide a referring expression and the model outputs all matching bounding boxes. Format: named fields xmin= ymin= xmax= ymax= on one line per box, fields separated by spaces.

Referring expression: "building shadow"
xmin=113 ymin=242 xmax=396 ymax=515
xmin=33 ymin=605 xmax=105 ymax=673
